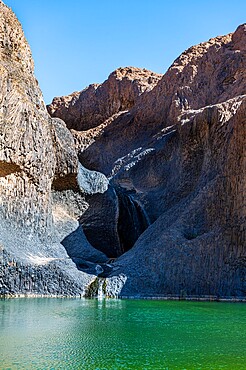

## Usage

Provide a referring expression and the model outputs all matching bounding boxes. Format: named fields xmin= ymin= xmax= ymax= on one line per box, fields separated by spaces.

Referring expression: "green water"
xmin=0 ymin=299 xmax=245 ymax=369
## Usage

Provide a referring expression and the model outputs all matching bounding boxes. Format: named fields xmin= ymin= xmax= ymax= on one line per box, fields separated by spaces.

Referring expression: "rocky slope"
xmin=49 ymin=24 xmax=246 ymax=299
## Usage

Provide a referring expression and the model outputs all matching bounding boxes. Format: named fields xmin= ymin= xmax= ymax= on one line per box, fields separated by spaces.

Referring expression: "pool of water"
xmin=0 ymin=298 xmax=245 ymax=369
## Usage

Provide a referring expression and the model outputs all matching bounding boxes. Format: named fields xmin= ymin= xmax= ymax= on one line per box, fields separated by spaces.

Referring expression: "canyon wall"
xmin=49 ymin=24 xmax=246 ymax=299
xmin=0 ymin=0 xmax=245 ymax=299
xmin=0 ymin=1 xmax=97 ymax=296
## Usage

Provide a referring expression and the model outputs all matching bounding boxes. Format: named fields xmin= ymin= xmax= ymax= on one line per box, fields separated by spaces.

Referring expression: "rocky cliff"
xmin=0 ymin=0 xmax=245 ymax=299
xmin=47 ymin=67 xmax=162 ymax=131
xmin=49 ymin=24 xmax=246 ymax=299
xmin=0 ymin=1 xmax=101 ymax=296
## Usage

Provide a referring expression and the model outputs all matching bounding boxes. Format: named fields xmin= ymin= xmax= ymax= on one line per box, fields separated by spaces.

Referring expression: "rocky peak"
xmin=47 ymin=67 xmax=162 ymax=131
xmin=232 ymin=23 xmax=246 ymax=51
xmin=133 ymin=24 xmax=246 ymax=127
xmin=109 ymin=66 xmax=161 ymax=89
xmin=0 ymin=2 xmax=34 ymax=78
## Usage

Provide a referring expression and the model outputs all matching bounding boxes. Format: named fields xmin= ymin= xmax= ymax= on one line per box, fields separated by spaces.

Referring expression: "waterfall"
xmin=128 ymin=194 xmax=151 ymax=229
xmin=97 ymin=278 xmax=105 ymax=299
xmin=85 ymin=277 xmax=106 ymax=298
xmin=116 ymin=187 xmax=150 ymax=253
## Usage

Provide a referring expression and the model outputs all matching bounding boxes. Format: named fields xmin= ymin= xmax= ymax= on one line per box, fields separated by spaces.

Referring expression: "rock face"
xmin=1 ymin=0 xmax=245 ymax=299
xmin=0 ymin=1 xmax=98 ymax=297
xmin=0 ymin=2 xmax=54 ymax=232
xmin=49 ymin=24 xmax=246 ymax=299
xmin=113 ymin=96 xmax=246 ymax=298
xmin=47 ymin=67 xmax=162 ymax=131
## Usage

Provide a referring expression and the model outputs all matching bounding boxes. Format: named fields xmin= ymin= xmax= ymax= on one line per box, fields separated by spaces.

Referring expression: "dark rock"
xmin=61 ymin=226 xmax=108 ymax=263
xmin=79 ymin=185 xmax=121 ymax=257
xmin=79 ymin=185 xmax=150 ymax=258
xmin=51 ymin=24 xmax=246 ymax=299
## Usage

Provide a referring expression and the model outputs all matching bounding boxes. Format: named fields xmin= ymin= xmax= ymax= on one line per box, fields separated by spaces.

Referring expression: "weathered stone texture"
xmin=0 ymin=2 xmax=55 ymax=233
xmin=0 ymin=248 xmax=90 ymax=297
xmin=0 ymin=2 xmax=96 ymax=296
xmin=52 ymin=24 xmax=245 ymax=299
xmin=47 ymin=67 xmax=162 ymax=131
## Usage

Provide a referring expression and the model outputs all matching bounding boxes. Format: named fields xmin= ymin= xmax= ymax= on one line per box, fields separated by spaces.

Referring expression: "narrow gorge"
xmin=0 ymin=1 xmax=245 ymax=300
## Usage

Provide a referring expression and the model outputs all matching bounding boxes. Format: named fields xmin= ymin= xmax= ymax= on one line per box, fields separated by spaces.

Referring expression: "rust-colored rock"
xmin=53 ymin=24 xmax=246 ymax=298
xmin=134 ymin=24 xmax=246 ymax=128
xmin=47 ymin=67 xmax=162 ymax=131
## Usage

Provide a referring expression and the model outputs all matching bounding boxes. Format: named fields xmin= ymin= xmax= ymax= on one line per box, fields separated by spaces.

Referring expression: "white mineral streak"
xmin=110 ymin=147 xmax=155 ymax=178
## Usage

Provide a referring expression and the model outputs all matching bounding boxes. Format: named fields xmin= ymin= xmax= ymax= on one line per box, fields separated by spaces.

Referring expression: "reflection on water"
xmin=0 ymin=298 xmax=245 ymax=369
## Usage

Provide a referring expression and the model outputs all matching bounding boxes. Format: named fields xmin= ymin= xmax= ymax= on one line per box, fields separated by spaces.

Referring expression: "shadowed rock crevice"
xmin=60 ymin=184 xmax=152 ymax=278
xmin=115 ymin=186 xmax=150 ymax=254
xmin=61 ymin=226 xmax=114 ymax=278
xmin=79 ymin=185 xmax=151 ymax=258
xmin=52 ymin=173 xmax=79 ymax=191
xmin=0 ymin=160 xmax=21 ymax=177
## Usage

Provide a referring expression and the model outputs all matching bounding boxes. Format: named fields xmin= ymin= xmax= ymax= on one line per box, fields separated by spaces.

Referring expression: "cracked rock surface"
xmin=49 ymin=24 xmax=246 ymax=299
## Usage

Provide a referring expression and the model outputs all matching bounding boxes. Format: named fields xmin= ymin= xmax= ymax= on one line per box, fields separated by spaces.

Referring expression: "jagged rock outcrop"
xmin=47 ymin=67 xmax=162 ymax=131
xmin=49 ymin=24 xmax=246 ymax=299
xmin=0 ymin=1 xmax=99 ymax=296
xmin=133 ymin=25 xmax=246 ymax=127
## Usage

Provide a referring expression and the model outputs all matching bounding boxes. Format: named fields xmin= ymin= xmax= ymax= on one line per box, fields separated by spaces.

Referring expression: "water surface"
xmin=0 ymin=298 xmax=245 ymax=369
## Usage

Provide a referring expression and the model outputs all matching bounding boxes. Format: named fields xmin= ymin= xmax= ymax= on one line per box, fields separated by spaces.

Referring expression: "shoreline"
xmin=0 ymin=293 xmax=245 ymax=302
xmin=119 ymin=295 xmax=246 ymax=302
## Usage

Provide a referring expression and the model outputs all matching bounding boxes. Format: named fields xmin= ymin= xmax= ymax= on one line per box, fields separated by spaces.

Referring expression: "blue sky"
xmin=4 ymin=0 xmax=246 ymax=104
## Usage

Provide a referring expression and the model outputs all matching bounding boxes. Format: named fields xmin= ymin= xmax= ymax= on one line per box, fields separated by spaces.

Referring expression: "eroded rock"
xmin=0 ymin=2 xmax=96 ymax=297
xmin=47 ymin=67 xmax=162 ymax=131
xmin=49 ymin=24 xmax=245 ymax=299
xmin=1 ymin=1 xmax=245 ymax=299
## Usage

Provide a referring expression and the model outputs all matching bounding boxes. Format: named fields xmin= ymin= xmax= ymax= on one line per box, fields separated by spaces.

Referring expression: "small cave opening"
xmin=79 ymin=185 xmax=151 ymax=260
xmin=115 ymin=186 xmax=150 ymax=255
xmin=52 ymin=173 xmax=79 ymax=191
xmin=61 ymin=185 xmax=151 ymax=278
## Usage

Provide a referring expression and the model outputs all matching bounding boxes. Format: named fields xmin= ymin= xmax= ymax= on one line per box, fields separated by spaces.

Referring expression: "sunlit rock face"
xmin=0 ymin=2 xmax=55 ymax=233
xmin=77 ymin=163 xmax=108 ymax=195
xmin=50 ymin=24 xmax=246 ymax=299
xmin=133 ymin=24 xmax=246 ymax=128
xmin=47 ymin=67 xmax=162 ymax=131
xmin=0 ymin=2 xmax=96 ymax=296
